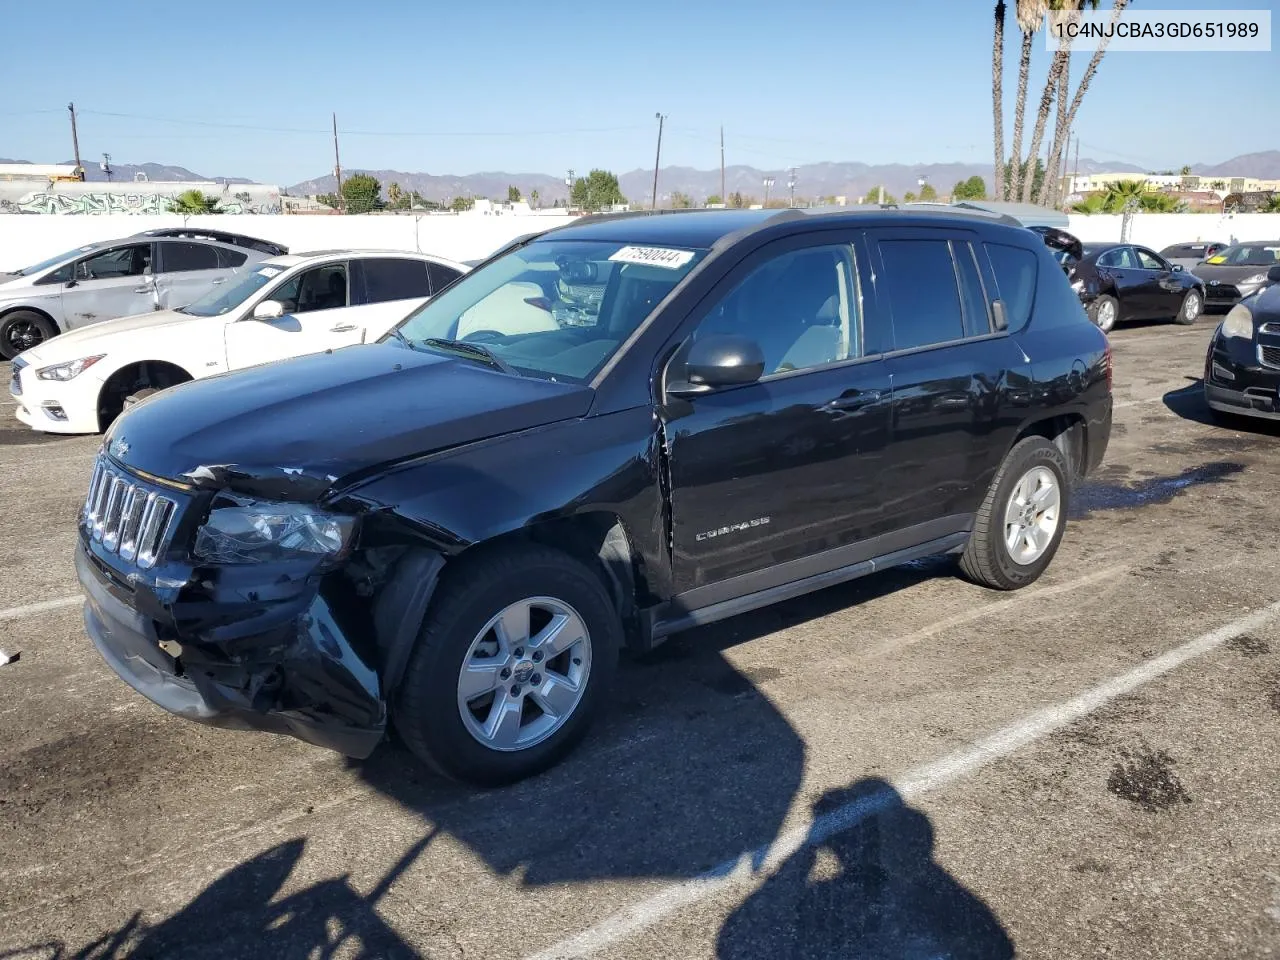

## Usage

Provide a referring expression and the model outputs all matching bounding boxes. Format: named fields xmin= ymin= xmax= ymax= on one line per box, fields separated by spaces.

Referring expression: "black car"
xmin=132 ymin=227 xmax=289 ymax=257
xmin=1061 ymin=241 xmax=1206 ymax=333
xmin=1203 ymin=265 xmax=1280 ymax=421
xmin=75 ymin=207 xmax=1113 ymax=786
xmin=1190 ymin=240 xmax=1280 ymax=310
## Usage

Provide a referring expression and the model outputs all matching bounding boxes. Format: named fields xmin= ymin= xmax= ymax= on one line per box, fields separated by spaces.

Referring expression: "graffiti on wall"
xmin=0 ymin=187 xmax=281 ymax=215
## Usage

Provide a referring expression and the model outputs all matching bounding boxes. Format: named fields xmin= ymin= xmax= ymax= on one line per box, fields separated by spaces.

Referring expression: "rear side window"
xmin=953 ymin=241 xmax=991 ymax=337
xmin=217 ymin=247 xmax=248 ymax=268
xmin=361 ymin=258 xmax=432 ymax=303
xmin=876 ymin=238 xmax=965 ymax=351
xmin=427 ymin=261 xmax=464 ymax=294
xmin=984 ymin=243 xmax=1038 ymax=331
xmin=161 ymin=242 xmax=219 ymax=273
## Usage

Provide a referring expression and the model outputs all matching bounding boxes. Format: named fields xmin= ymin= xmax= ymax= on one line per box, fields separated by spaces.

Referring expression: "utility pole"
xmin=67 ymin=103 xmax=83 ymax=180
xmin=651 ymin=113 xmax=666 ymax=210
xmin=788 ymin=167 xmax=796 ymax=207
xmin=566 ymin=169 xmax=574 ymax=210
xmin=1056 ymin=133 xmax=1073 ymax=209
xmin=101 ymin=153 xmax=112 ymax=183
xmin=332 ymin=112 xmax=344 ymax=213
xmin=720 ymin=126 xmax=725 ymax=205
xmin=763 ymin=176 xmax=775 ymax=206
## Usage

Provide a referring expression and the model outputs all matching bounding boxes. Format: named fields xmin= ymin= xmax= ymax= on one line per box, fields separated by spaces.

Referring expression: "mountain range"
xmin=5 ymin=151 xmax=1278 ymax=204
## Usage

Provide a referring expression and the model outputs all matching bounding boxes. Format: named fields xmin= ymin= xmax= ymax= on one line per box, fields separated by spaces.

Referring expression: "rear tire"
xmin=1173 ymin=289 xmax=1202 ymax=325
xmin=394 ymin=543 xmax=621 ymax=786
xmin=0 ymin=310 xmax=57 ymax=360
xmin=1088 ymin=295 xmax=1119 ymax=334
xmin=959 ymin=436 xmax=1070 ymax=591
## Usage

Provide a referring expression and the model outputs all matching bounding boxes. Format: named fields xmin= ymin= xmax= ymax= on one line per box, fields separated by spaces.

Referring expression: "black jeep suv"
xmin=76 ymin=208 xmax=1113 ymax=786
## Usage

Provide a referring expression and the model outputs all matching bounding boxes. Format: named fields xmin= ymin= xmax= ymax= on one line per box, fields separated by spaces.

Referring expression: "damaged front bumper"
xmin=76 ymin=535 xmax=388 ymax=758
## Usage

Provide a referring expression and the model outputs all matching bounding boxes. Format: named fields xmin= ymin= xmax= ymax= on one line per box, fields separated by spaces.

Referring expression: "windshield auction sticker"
xmin=1045 ymin=9 xmax=1270 ymax=52
xmin=608 ymin=246 xmax=695 ymax=269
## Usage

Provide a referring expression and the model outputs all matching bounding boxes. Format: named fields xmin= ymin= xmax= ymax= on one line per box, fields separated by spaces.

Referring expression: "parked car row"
xmin=66 ymin=206 xmax=1115 ymax=786
xmin=10 ymin=247 xmax=469 ymax=433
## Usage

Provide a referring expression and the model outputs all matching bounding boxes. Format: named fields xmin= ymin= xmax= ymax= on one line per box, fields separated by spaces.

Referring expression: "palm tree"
xmin=530 ymin=189 xmax=540 ymax=209
xmin=1041 ymin=0 xmax=1132 ymax=205
xmin=167 ymin=189 xmax=222 ymax=215
xmin=387 ymin=182 xmax=403 ymax=209
xmin=1005 ymin=0 xmax=1046 ymax=199
xmin=992 ymin=2 xmax=1008 ymax=201
xmin=1102 ymin=179 xmax=1147 ymax=212
xmin=1071 ymin=194 xmax=1107 ymax=214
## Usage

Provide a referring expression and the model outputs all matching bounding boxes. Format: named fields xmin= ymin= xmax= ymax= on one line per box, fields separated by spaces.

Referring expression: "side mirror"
xmin=1172 ymin=263 xmax=1184 ymax=273
xmin=668 ymin=334 xmax=765 ymax=397
xmin=252 ymin=299 xmax=285 ymax=320
xmin=1268 ymin=264 xmax=1280 ymax=283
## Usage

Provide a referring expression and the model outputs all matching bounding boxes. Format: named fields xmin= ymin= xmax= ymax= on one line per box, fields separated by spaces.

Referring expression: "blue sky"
xmin=3 ymin=0 xmax=1275 ymax=185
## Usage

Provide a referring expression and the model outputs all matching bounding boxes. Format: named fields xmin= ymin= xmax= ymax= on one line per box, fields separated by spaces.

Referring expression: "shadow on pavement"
xmin=354 ymin=556 xmax=961 ymax=889
xmin=0 ymin=833 xmax=435 ymax=960
xmin=1164 ymin=377 xmax=1280 ymax=435
xmin=717 ymin=779 xmax=1014 ymax=960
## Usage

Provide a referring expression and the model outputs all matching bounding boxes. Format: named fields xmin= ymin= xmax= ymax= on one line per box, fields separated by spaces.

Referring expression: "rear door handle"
xmin=330 ymin=323 xmax=358 ymax=333
xmin=825 ymin=389 xmax=882 ymax=411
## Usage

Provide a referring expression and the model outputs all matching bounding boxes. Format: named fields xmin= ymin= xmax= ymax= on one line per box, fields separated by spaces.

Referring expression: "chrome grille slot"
xmin=1259 ymin=345 xmax=1280 ymax=370
xmin=83 ymin=457 xmax=179 ymax=569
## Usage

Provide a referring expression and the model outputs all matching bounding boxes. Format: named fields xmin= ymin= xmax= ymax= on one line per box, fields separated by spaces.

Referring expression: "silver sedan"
xmin=0 ymin=233 xmax=271 ymax=358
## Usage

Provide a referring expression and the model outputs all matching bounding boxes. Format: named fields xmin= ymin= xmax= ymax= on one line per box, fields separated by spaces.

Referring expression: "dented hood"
xmin=104 ymin=342 xmax=595 ymax=500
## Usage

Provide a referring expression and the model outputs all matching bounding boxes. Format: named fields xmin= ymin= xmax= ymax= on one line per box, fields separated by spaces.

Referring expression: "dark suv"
xmin=75 ymin=208 xmax=1113 ymax=786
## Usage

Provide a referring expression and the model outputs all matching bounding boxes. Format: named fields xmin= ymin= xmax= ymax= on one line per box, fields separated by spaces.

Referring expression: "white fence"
xmin=2 ymin=211 xmax=1279 ymax=273
xmin=1063 ymin=213 xmax=1280 ymax=249
xmin=0 ymin=212 xmax=578 ymax=272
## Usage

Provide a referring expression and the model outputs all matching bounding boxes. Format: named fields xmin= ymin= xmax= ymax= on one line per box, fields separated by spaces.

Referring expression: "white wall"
xmin=0 ymin=212 xmax=580 ymax=271
xmin=1065 ymin=213 xmax=1280 ymax=249
xmin=4 ymin=211 xmax=1279 ymax=273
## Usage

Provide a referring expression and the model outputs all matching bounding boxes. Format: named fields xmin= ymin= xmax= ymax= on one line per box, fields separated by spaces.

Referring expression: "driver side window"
xmin=75 ymin=244 xmax=151 ymax=281
xmin=690 ymin=244 xmax=861 ymax=377
xmin=1135 ymin=248 xmax=1165 ymax=271
xmin=272 ymin=263 xmax=349 ymax=313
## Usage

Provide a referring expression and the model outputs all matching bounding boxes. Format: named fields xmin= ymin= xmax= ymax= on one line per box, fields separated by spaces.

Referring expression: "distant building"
xmin=0 ymin=163 xmax=84 ymax=182
xmin=1061 ymin=171 xmax=1280 ymax=199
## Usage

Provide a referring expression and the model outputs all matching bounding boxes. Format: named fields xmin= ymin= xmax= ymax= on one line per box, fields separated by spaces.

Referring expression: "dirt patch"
xmin=1226 ymin=634 xmax=1272 ymax=658
xmin=1265 ymin=675 xmax=1280 ymax=714
xmin=1106 ymin=746 xmax=1193 ymax=812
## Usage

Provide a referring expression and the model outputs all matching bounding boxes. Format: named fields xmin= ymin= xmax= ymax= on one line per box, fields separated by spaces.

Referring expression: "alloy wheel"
xmin=456 ymin=596 xmax=592 ymax=752
xmin=1003 ymin=466 xmax=1061 ymax=565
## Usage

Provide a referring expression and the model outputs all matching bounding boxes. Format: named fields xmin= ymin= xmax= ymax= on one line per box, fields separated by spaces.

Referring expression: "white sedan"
xmin=9 ymin=249 xmax=469 ymax=435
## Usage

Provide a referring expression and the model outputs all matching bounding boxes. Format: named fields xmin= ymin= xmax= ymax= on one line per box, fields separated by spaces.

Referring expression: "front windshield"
xmin=391 ymin=239 xmax=708 ymax=383
xmin=1203 ymin=244 xmax=1280 ymax=267
xmin=179 ymin=264 xmax=285 ymax=316
xmin=15 ymin=245 xmax=98 ymax=277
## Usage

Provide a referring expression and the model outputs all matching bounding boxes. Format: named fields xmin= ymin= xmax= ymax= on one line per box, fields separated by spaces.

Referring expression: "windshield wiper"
xmin=417 ymin=337 xmax=517 ymax=375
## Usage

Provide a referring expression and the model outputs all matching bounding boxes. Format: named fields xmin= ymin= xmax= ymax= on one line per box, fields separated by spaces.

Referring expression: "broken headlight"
xmin=193 ymin=497 xmax=356 ymax=565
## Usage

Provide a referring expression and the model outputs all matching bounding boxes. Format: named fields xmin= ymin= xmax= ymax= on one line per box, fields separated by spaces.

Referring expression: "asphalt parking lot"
xmin=1 ymin=319 xmax=1279 ymax=960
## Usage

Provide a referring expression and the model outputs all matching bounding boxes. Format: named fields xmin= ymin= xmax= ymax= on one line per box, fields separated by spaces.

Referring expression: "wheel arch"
xmin=0 ymin=302 xmax=60 ymax=330
xmin=1010 ymin=413 xmax=1088 ymax=484
xmin=95 ymin=359 xmax=196 ymax=431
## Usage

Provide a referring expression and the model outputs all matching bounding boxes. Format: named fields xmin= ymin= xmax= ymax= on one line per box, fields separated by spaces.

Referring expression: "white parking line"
xmin=0 ymin=595 xmax=81 ymax=622
xmin=525 ymin=598 xmax=1280 ymax=960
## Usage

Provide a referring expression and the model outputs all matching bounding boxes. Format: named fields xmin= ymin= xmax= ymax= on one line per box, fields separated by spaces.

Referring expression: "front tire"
xmin=0 ymin=310 xmax=57 ymax=360
xmin=959 ymin=436 xmax=1070 ymax=591
xmin=1173 ymin=289 xmax=1202 ymax=325
xmin=394 ymin=544 xmax=621 ymax=786
xmin=1088 ymin=294 xmax=1119 ymax=334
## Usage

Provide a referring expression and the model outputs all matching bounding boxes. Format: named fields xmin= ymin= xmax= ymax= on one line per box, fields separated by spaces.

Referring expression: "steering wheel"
xmin=461 ymin=330 xmax=507 ymax=343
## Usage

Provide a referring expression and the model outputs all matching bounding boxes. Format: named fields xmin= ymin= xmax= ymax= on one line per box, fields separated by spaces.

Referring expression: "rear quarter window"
xmin=984 ymin=242 xmax=1038 ymax=331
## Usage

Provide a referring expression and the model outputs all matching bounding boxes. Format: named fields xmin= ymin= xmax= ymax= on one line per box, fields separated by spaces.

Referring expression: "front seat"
xmin=755 ymin=253 xmax=843 ymax=374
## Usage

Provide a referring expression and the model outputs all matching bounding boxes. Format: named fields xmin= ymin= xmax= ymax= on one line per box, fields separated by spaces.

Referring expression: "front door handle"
xmin=330 ymin=323 xmax=358 ymax=333
xmin=210 ymin=278 xmax=226 ymax=285
xmin=133 ymin=284 xmax=155 ymax=293
xmin=825 ymin=389 xmax=882 ymax=411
